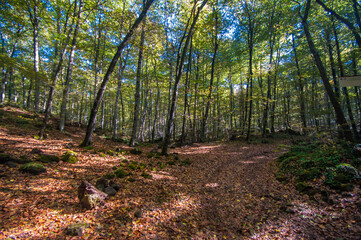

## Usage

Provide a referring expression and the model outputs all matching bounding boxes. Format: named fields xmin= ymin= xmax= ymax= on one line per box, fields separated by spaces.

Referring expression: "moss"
xmin=19 ymin=162 xmax=46 ymax=175
xmin=61 ymin=151 xmax=78 ymax=163
xmin=141 ymin=172 xmax=152 ymax=179
xmin=127 ymin=162 xmax=138 ymax=170
xmin=138 ymin=163 xmax=146 ymax=170
xmin=38 ymin=154 xmax=60 ymax=163
xmin=114 ymin=168 xmax=127 ymax=178
xmin=157 ymin=162 xmax=165 ymax=169
xmin=107 ymin=150 xmax=115 ymax=156
xmin=105 ymin=173 xmax=115 ymax=179
xmin=180 ymin=158 xmax=191 ymax=166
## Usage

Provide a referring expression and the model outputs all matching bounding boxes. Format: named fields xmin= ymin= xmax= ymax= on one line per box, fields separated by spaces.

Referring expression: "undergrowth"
xmin=276 ymin=133 xmax=360 ymax=194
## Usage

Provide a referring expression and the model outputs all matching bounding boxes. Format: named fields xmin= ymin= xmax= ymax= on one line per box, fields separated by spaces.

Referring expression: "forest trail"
xmin=0 ymin=106 xmax=360 ymax=239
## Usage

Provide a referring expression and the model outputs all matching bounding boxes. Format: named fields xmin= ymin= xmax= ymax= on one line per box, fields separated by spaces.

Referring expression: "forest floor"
xmin=0 ymin=105 xmax=361 ymax=239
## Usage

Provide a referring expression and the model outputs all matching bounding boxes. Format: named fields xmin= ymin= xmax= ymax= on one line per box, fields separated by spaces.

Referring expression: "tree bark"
xmin=59 ymin=0 xmax=83 ymax=132
xmin=80 ymin=0 xmax=154 ymax=147
xmin=162 ymin=0 xmax=208 ymax=155
xmin=130 ymin=18 xmax=146 ymax=147
xmin=301 ymin=0 xmax=353 ymax=141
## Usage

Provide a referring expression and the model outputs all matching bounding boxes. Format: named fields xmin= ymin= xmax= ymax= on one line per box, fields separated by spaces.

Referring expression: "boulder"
xmin=65 ymin=222 xmax=88 ymax=236
xmin=19 ymin=162 xmax=46 ymax=175
xmin=78 ymin=180 xmax=107 ymax=209
xmin=61 ymin=150 xmax=78 ymax=163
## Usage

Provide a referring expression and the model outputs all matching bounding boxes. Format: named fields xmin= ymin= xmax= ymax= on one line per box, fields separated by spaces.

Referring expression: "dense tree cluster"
xmin=0 ymin=0 xmax=360 ymax=151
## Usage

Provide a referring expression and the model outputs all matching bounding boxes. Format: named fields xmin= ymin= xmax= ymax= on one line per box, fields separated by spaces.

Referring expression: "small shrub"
xmin=147 ymin=152 xmax=154 ymax=158
xmin=167 ymin=161 xmax=176 ymax=166
xmin=107 ymin=150 xmax=116 ymax=156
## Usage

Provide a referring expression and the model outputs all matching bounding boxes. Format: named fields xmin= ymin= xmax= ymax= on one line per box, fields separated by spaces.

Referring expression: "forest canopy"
xmin=0 ymin=0 xmax=360 ymax=149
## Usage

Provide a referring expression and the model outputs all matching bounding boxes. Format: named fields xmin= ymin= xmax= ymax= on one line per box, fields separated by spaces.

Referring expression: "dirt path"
xmin=1 ymin=110 xmax=360 ymax=240
xmin=132 ymin=141 xmax=360 ymax=239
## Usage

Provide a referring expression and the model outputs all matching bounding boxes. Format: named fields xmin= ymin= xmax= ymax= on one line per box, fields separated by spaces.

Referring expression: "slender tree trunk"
xmin=292 ymin=34 xmax=307 ymax=131
xmin=59 ymin=0 xmax=83 ymax=131
xmin=181 ymin=37 xmax=193 ymax=144
xmin=130 ymin=19 xmax=146 ymax=147
xmin=301 ymin=0 xmax=353 ymax=141
xmin=81 ymin=0 xmax=154 ymax=147
xmin=162 ymin=0 xmax=208 ymax=154
xmin=32 ymin=3 xmax=40 ymax=113
xmin=332 ymin=21 xmax=359 ymax=137
xmin=201 ymin=7 xmax=218 ymax=142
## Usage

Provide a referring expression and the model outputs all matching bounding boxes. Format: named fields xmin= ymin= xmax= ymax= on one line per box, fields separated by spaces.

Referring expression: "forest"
xmin=0 ymin=0 xmax=361 ymax=239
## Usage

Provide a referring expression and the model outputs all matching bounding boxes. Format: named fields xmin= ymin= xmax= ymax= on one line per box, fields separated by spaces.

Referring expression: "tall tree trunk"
xmin=162 ymin=0 xmax=208 ymax=154
xmin=130 ymin=19 xmax=146 ymax=147
xmin=59 ymin=0 xmax=83 ymax=132
xmin=81 ymin=0 xmax=154 ymax=147
xmin=181 ymin=37 xmax=193 ymax=144
xmin=301 ymin=0 xmax=353 ymax=141
xmin=292 ymin=34 xmax=307 ymax=131
xmin=201 ymin=6 xmax=218 ymax=142
xmin=32 ymin=2 xmax=41 ymax=112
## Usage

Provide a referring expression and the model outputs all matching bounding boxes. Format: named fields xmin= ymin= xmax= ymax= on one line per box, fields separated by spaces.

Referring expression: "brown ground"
xmin=0 ymin=106 xmax=360 ymax=239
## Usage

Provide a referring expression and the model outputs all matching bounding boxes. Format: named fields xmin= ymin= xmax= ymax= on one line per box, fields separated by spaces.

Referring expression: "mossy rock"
xmin=130 ymin=148 xmax=142 ymax=155
xmin=0 ymin=153 xmax=17 ymax=164
xmin=61 ymin=151 xmax=78 ymax=163
xmin=38 ymin=154 xmax=60 ymax=163
xmin=335 ymin=163 xmax=359 ymax=179
xmin=114 ymin=168 xmax=127 ymax=178
xmin=19 ymin=162 xmax=46 ymax=175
